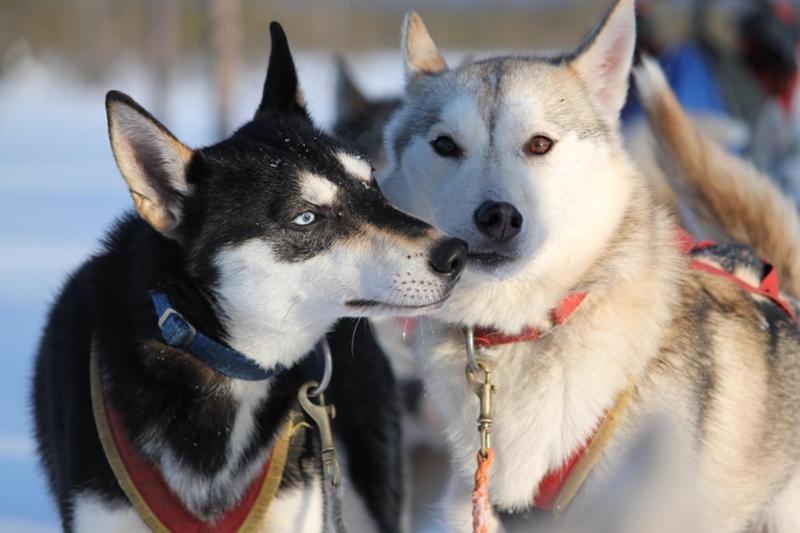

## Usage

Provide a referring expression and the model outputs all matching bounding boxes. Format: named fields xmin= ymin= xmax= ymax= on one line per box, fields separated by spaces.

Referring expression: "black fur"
xmin=32 ymin=22 xmax=412 ymax=532
xmin=331 ymin=59 xmax=402 ymax=168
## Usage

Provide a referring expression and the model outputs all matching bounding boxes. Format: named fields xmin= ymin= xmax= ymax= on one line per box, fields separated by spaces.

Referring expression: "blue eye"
xmin=292 ymin=212 xmax=316 ymax=226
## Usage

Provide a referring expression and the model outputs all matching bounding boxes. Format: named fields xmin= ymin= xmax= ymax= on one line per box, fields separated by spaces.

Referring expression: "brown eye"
xmin=528 ymin=135 xmax=554 ymax=156
xmin=431 ymin=136 xmax=462 ymax=158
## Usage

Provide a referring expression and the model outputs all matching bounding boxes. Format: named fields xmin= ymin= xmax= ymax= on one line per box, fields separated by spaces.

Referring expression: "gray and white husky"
xmin=377 ymin=0 xmax=800 ymax=531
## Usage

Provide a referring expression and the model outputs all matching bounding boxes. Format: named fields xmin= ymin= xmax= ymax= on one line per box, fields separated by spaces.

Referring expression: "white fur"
xmin=381 ymin=76 xmax=635 ymax=332
xmin=414 ymin=254 xmax=677 ymax=510
xmin=631 ymin=56 xmax=669 ymax=110
xmin=211 ymin=234 xmax=453 ymax=371
xmin=71 ymin=480 xmax=326 ymax=533
xmin=261 ymin=479 xmax=324 ymax=532
xmin=767 ymin=471 xmax=800 ymax=532
xmin=300 ymin=171 xmax=339 ymax=206
xmin=336 ymin=151 xmax=372 ymax=183
xmin=73 ymin=492 xmax=149 ymax=533
xmin=141 ymin=380 xmax=272 ymax=518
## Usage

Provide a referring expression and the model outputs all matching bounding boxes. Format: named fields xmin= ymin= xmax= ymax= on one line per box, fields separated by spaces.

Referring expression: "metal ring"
xmin=463 ymin=326 xmax=481 ymax=374
xmin=308 ymin=338 xmax=332 ymax=397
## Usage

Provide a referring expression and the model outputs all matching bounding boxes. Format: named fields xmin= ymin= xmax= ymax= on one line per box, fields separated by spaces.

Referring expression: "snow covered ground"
xmin=0 ymin=50 xmax=406 ymax=530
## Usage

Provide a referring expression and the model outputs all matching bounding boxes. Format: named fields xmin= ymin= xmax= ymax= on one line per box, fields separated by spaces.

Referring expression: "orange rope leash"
xmin=472 ymin=448 xmax=494 ymax=533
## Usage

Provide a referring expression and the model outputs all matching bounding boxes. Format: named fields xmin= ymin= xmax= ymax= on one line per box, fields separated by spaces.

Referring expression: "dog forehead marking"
xmin=440 ymin=93 xmax=486 ymax=137
xmin=300 ymin=171 xmax=339 ymax=205
xmin=337 ymin=151 xmax=372 ymax=182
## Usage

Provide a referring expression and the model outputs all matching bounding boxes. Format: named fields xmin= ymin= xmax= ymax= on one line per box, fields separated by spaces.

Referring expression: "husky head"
xmin=332 ymin=57 xmax=402 ymax=169
xmin=106 ymin=23 xmax=466 ymax=366
xmin=380 ymin=0 xmax=638 ymax=329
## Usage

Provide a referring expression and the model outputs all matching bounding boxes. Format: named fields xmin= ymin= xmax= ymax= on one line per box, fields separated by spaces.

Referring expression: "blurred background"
xmin=3 ymin=0 xmax=800 ymax=530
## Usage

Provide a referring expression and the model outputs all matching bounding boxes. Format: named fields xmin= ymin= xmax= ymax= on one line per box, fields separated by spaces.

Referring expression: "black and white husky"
xmin=32 ymin=23 xmax=466 ymax=532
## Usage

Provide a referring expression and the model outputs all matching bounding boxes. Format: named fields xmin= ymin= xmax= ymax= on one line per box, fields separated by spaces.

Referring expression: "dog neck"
xmin=416 ymin=180 xmax=686 ymax=509
xmin=211 ymin=296 xmax=332 ymax=375
xmin=96 ymin=222 xmax=322 ymax=520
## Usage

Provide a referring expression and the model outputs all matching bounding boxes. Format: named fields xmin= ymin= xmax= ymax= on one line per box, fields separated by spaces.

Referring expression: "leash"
xmin=297 ymin=339 xmax=348 ymax=533
xmin=464 ymin=341 xmax=495 ymax=533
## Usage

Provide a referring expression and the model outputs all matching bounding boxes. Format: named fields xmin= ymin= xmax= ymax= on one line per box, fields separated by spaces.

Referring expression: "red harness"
xmin=104 ymin=397 xmax=275 ymax=531
xmin=473 ymin=227 xmax=796 ymax=513
xmin=675 ymin=227 xmax=796 ymax=320
xmin=90 ymin=347 xmax=294 ymax=532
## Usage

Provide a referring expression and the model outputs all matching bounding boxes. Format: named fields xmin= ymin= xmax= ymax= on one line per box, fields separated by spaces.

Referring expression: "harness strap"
xmin=547 ymin=385 xmax=635 ymax=515
xmin=90 ymin=340 xmax=299 ymax=532
xmin=674 ymin=227 xmax=797 ymax=321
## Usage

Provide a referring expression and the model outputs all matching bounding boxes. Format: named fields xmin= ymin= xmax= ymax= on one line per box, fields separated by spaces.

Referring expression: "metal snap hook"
xmin=298 ymin=381 xmax=341 ymax=487
xmin=463 ymin=325 xmax=481 ymax=374
xmin=308 ymin=338 xmax=332 ymax=398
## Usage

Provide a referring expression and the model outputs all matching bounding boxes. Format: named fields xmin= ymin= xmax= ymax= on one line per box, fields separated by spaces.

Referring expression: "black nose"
xmin=474 ymin=201 xmax=523 ymax=243
xmin=429 ymin=238 xmax=468 ymax=278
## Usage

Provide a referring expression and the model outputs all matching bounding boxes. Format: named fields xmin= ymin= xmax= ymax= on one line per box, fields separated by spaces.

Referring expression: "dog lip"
xmin=467 ymin=251 xmax=516 ymax=266
xmin=345 ymin=295 xmax=450 ymax=310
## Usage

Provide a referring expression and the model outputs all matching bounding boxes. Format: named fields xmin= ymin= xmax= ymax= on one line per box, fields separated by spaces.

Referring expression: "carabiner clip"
xmin=298 ymin=381 xmax=341 ymax=487
xmin=463 ymin=327 xmax=495 ymax=458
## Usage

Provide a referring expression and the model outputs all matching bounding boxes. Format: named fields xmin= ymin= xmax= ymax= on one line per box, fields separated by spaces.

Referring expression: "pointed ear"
xmin=402 ymin=11 xmax=448 ymax=79
xmin=334 ymin=56 xmax=368 ymax=119
xmin=570 ymin=0 xmax=636 ymax=125
xmin=255 ymin=22 xmax=307 ymax=118
xmin=106 ymin=91 xmax=193 ymax=237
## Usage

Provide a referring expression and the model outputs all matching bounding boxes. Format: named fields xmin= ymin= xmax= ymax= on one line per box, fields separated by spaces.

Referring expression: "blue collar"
xmin=149 ymin=291 xmax=281 ymax=381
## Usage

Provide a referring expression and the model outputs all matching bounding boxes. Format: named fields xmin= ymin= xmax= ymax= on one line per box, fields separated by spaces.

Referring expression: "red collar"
xmin=472 ymin=292 xmax=588 ymax=348
xmin=90 ymin=348 xmax=293 ymax=531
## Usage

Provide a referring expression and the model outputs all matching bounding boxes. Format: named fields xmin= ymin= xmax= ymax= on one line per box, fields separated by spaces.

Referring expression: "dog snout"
xmin=474 ymin=201 xmax=523 ymax=243
xmin=429 ymin=238 xmax=468 ymax=279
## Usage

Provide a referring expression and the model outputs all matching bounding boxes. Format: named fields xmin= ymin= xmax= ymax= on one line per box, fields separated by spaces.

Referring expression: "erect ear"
xmin=402 ymin=11 xmax=448 ymax=79
xmin=334 ymin=56 xmax=369 ymax=119
xmin=570 ymin=0 xmax=636 ymax=125
xmin=106 ymin=91 xmax=193 ymax=237
xmin=255 ymin=22 xmax=307 ymax=118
